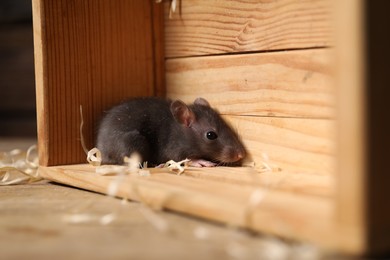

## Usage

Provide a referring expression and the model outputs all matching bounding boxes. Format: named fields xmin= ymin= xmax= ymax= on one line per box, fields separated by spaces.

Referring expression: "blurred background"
xmin=0 ymin=0 xmax=36 ymax=137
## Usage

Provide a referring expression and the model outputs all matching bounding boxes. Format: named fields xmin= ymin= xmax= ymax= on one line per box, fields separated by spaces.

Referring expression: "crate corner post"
xmin=32 ymin=0 xmax=164 ymax=166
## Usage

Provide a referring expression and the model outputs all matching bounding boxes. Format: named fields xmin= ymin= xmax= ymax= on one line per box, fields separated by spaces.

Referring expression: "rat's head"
xmin=170 ymin=97 xmax=246 ymax=165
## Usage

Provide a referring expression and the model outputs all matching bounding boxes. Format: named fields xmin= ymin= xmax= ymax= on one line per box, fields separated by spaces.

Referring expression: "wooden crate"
xmin=32 ymin=0 xmax=390 ymax=255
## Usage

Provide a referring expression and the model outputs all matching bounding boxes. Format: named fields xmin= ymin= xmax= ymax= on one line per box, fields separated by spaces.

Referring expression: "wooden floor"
xmin=3 ymin=181 xmax=299 ymax=260
xmin=1 ymin=138 xmax=332 ymax=259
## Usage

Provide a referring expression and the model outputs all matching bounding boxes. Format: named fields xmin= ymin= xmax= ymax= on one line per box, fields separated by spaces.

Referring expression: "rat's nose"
xmin=222 ymin=147 xmax=246 ymax=162
xmin=234 ymin=150 xmax=245 ymax=161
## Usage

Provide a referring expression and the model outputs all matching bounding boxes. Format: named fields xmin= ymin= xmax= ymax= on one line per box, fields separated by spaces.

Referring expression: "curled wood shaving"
xmin=26 ymin=145 xmax=39 ymax=168
xmin=163 ymin=158 xmax=190 ymax=175
xmin=79 ymin=105 xmax=89 ymax=155
xmin=87 ymin=147 xmax=102 ymax=166
xmin=0 ymin=145 xmax=41 ymax=185
xmin=80 ymin=105 xmax=102 ymax=167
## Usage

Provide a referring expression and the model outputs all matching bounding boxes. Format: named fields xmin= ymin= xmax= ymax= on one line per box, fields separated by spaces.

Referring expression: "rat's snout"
xmin=221 ymin=146 xmax=246 ymax=163
xmin=235 ymin=150 xmax=245 ymax=161
xmin=232 ymin=148 xmax=246 ymax=162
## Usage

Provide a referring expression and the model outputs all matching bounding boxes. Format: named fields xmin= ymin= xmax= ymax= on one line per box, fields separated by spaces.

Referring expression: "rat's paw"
xmin=189 ymin=159 xmax=217 ymax=167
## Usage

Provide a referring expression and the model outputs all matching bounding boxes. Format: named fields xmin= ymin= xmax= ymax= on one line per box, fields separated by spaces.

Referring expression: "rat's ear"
xmin=171 ymin=100 xmax=196 ymax=127
xmin=194 ymin=97 xmax=210 ymax=107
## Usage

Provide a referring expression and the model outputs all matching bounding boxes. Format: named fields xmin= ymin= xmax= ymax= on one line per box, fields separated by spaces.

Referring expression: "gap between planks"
xmin=165 ymin=46 xmax=332 ymax=61
xmin=38 ymin=164 xmax=336 ymax=249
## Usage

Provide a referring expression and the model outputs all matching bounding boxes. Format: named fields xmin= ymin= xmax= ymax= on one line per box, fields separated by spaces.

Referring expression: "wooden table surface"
xmin=0 ymin=138 xmax=323 ymax=259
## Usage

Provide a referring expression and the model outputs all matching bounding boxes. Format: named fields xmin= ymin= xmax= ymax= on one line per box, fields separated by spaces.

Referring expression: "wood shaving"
xmin=99 ymin=213 xmax=116 ymax=225
xmin=255 ymin=152 xmax=282 ymax=173
xmin=26 ymin=145 xmax=39 ymax=168
xmin=169 ymin=0 xmax=177 ymax=19
xmin=138 ymin=169 xmax=151 ymax=177
xmin=155 ymin=0 xmax=177 ymax=19
xmin=163 ymin=158 xmax=190 ymax=175
xmin=0 ymin=145 xmax=41 ymax=185
xmin=62 ymin=213 xmax=117 ymax=226
xmin=87 ymin=147 xmax=102 ymax=166
xmin=62 ymin=213 xmax=96 ymax=224
xmin=240 ymin=152 xmax=280 ymax=173
xmin=79 ymin=105 xmax=89 ymax=155
xmin=93 ymin=152 xmax=151 ymax=197
xmin=80 ymin=105 xmax=102 ymax=167
xmin=93 ymin=151 xmax=151 ymax=178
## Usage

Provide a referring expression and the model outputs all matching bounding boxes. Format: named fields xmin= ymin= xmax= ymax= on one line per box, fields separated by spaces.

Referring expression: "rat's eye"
xmin=206 ymin=131 xmax=218 ymax=140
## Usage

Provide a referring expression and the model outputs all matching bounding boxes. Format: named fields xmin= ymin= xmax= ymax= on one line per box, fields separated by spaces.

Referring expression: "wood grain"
xmin=224 ymin=115 xmax=335 ymax=176
xmin=38 ymin=164 xmax=333 ymax=197
xmin=32 ymin=0 xmax=164 ymax=166
xmin=3 ymin=180 xmax=314 ymax=259
xmin=38 ymin=164 xmax=337 ymax=249
xmin=166 ymin=49 xmax=334 ymax=119
xmin=180 ymin=167 xmax=333 ymax=198
xmin=152 ymin=2 xmax=166 ymax=97
xmin=164 ymin=0 xmax=333 ymax=58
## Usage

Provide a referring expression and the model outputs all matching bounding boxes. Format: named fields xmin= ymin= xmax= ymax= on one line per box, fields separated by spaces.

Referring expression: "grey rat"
xmin=96 ymin=97 xmax=246 ymax=167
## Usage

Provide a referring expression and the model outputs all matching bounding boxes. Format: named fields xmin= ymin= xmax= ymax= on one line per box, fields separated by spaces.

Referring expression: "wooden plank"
xmin=335 ymin=0 xmax=390 ymax=254
xmin=166 ymin=49 xmax=334 ymax=119
xmin=38 ymin=164 xmax=336 ymax=249
xmin=152 ymin=2 xmax=166 ymax=97
xmin=3 ymin=180 xmax=319 ymax=259
xmin=38 ymin=164 xmax=334 ymax=198
xmin=180 ymin=167 xmax=333 ymax=198
xmin=225 ymin=115 xmax=335 ymax=176
xmin=164 ymin=0 xmax=333 ymax=58
xmin=32 ymin=0 xmax=164 ymax=166
xmin=334 ymin=0 xmax=366 ymax=254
